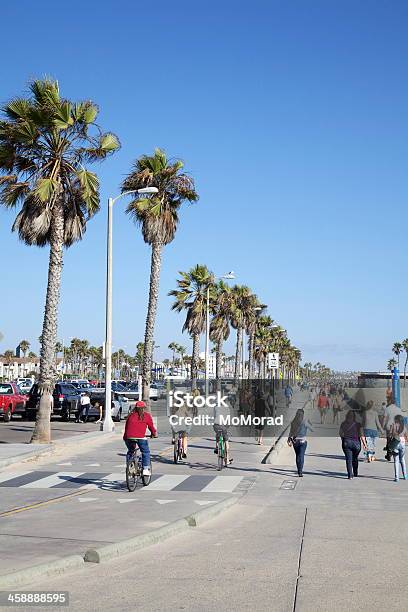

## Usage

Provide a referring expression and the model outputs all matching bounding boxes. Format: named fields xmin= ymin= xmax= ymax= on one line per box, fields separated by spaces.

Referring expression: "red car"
xmin=0 ymin=382 xmax=28 ymax=422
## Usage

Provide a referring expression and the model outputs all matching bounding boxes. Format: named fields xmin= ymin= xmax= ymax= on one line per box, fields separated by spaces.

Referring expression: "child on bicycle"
xmin=123 ymin=401 xmax=157 ymax=476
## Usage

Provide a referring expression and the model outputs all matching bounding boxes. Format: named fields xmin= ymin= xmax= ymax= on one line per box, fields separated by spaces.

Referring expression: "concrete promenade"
xmin=2 ymin=393 xmax=408 ymax=611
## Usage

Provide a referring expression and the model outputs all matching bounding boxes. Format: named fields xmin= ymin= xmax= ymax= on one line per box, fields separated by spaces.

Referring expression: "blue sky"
xmin=1 ymin=0 xmax=407 ymax=371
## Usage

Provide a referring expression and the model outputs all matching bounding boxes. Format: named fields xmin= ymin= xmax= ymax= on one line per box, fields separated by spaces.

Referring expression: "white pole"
xmin=205 ymin=285 xmax=210 ymax=398
xmin=103 ymin=197 xmax=115 ymax=432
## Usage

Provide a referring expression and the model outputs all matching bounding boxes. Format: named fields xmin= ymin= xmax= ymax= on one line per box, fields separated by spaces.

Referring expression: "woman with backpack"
xmin=388 ymin=414 xmax=407 ymax=482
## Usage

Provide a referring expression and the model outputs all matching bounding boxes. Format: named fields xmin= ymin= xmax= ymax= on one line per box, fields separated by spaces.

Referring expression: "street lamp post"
xmin=103 ymin=187 xmax=158 ymax=433
xmin=205 ymin=272 xmax=235 ymax=398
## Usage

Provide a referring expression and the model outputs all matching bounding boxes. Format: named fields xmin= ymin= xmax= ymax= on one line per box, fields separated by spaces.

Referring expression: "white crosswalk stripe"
xmin=22 ymin=472 xmax=84 ymax=489
xmin=141 ymin=475 xmax=190 ymax=491
xmin=201 ymin=476 xmax=243 ymax=493
xmin=81 ymin=473 xmax=124 ymax=489
xmin=0 ymin=470 xmax=32 ymax=484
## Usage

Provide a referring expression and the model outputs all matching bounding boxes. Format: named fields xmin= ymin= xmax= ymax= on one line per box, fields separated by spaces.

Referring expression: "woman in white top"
xmin=362 ymin=400 xmax=383 ymax=462
xmin=389 ymin=415 xmax=407 ymax=482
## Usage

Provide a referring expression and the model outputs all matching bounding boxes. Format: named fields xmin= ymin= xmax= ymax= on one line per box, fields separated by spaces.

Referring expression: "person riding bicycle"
xmin=213 ymin=397 xmax=233 ymax=465
xmin=123 ymin=401 xmax=157 ymax=476
xmin=170 ymin=401 xmax=191 ymax=459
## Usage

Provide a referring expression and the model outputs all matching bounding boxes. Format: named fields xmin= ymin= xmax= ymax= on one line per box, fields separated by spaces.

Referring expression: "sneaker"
xmin=394 ymin=478 xmax=399 ymax=482
xmin=182 ymin=452 xmax=187 ymax=459
xmin=143 ymin=467 xmax=151 ymax=476
xmin=214 ymin=448 xmax=218 ymax=454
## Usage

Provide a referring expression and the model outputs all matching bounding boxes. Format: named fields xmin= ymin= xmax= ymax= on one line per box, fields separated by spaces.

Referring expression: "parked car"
xmin=18 ymin=380 xmax=33 ymax=394
xmin=120 ymin=382 xmax=158 ymax=401
xmin=87 ymin=392 xmax=130 ymax=422
xmin=0 ymin=382 xmax=27 ymax=421
xmin=25 ymin=382 xmax=81 ymax=421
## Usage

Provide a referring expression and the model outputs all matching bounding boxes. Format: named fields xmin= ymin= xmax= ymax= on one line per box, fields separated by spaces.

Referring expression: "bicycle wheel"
xmin=126 ymin=459 xmax=137 ymax=492
xmin=142 ymin=461 xmax=152 ymax=486
xmin=218 ymin=439 xmax=224 ymax=471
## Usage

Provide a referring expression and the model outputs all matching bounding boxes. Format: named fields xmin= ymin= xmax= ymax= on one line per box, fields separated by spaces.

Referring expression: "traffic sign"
xmin=268 ymin=352 xmax=280 ymax=370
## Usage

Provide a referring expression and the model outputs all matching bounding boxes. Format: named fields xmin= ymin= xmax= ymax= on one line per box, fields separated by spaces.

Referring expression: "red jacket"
xmin=123 ymin=411 xmax=157 ymax=440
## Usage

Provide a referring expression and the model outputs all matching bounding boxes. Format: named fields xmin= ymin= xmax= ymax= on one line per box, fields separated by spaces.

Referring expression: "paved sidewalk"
xmin=0 ymin=428 xmax=266 ymax=581
xmin=23 ymin=397 xmax=408 ymax=612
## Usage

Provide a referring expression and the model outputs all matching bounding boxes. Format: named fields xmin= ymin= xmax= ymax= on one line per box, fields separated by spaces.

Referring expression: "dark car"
xmin=25 ymin=382 xmax=81 ymax=421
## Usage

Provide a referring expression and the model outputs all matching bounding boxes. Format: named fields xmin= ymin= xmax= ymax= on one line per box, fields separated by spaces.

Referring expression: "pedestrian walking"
xmin=287 ymin=407 xmax=313 ymax=477
xmin=388 ymin=415 xmax=407 ymax=482
xmin=362 ymin=400 xmax=383 ymax=462
xmin=254 ymin=390 xmax=267 ymax=445
xmin=383 ymin=400 xmax=403 ymax=461
xmin=339 ymin=410 xmax=367 ymax=479
xmin=317 ymin=391 xmax=329 ymax=424
xmin=76 ymin=391 xmax=91 ymax=423
xmin=332 ymin=391 xmax=343 ymax=424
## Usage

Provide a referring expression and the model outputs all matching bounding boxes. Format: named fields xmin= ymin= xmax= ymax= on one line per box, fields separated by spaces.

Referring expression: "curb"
xmin=0 ymin=555 xmax=85 ymax=590
xmin=84 ymin=495 xmax=239 ymax=563
xmin=0 ymin=446 xmax=52 ymax=470
xmin=0 ymin=496 xmax=240 ymax=587
xmin=262 ymin=431 xmax=289 ymax=464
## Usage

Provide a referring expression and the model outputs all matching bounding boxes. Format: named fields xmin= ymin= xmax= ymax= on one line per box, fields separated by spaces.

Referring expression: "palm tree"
xmin=0 ymin=79 xmax=119 ymax=443
xmin=392 ymin=342 xmax=402 ymax=369
xmin=3 ymin=350 xmax=14 ymax=379
xmin=28 ymin=351 xmax=37 ymax=359
xmin=387 ymin=358 xmax=397 ymax=372
xmin=402 ymin=339 xmax=408 ymax=387
xmin=247 ymin=302 xmax=266 ymax=379
xmin=209 ymin=281 xmax=232 ymax=386
xmin=177 ymin=344 xmax=187 ymax=376
xmin=169 ymin=265 xmax=214 ymax=390
xmin=168 ymin=342 xmax=178 ymax=374
xmin=19 ymin=340 xmax=30 ymax=358
xmin=229 ymin=285 xmax=257 ymax=382
xmin=122 ymin=148 xmax=198 ymax=402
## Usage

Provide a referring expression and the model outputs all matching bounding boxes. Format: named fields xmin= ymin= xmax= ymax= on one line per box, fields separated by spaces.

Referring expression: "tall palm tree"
xmin=169 ymin=265 xmax=214 ymax=390
xmin=247 ymin=302 xmax=266 ymax=379
xmin=392 ymin=342 xmax=402 ymax=369
xmin=0 ymin=79 xmax=119 ymax=443
xmin=19 ymin=340 xmax=30 ymax=358
xmin=168 ymin=342 xmax=178 ymax=374
xmin=177 ymin=344 xmax=187 ymax=375
xmin=122 ymin=148 xmax=198 ymax=402
xmin=209 ymin=280 xmax=232 ymax=386
xmin=229 ymin=285 xmax=257 ymax=382
xmin=402 ymin=339 xmax=408 ymax=387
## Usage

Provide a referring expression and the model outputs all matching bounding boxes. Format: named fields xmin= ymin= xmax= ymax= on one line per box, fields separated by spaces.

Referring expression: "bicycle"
xmin=216 ymin=432 xmax=228 ymax=471
xmin=126 ymin=440 xmax=152 ymax=492
xmin=173 ymin=431 xmax=184 ymax=464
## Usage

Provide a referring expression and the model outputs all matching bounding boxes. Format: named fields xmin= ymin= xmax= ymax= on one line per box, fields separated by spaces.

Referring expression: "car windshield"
xmin=60 ymin=385 xmax=76 ymax=393
xmin=0 ymin=384 xmax=13 ymax=395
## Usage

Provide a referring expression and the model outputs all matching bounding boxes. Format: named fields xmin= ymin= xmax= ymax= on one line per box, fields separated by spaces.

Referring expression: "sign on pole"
xmin=268 ymin=352 xmax=280 ymax=370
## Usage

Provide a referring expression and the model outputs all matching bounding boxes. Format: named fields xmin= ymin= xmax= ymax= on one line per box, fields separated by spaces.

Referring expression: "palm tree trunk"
xmin=31 ymin=198 xmax=64 ymax=444
xmin=234 ymin=327 xmax=242 ymax=383
xmin=191 ymin=333 xmax=200 ymax=390
xmin=142 ymin=242 xmax=163 ymax=403
xmin=404 ymin=354 xmax=408 ymax=388
xmin=248 ymin=330 xmax=254 ymax=380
